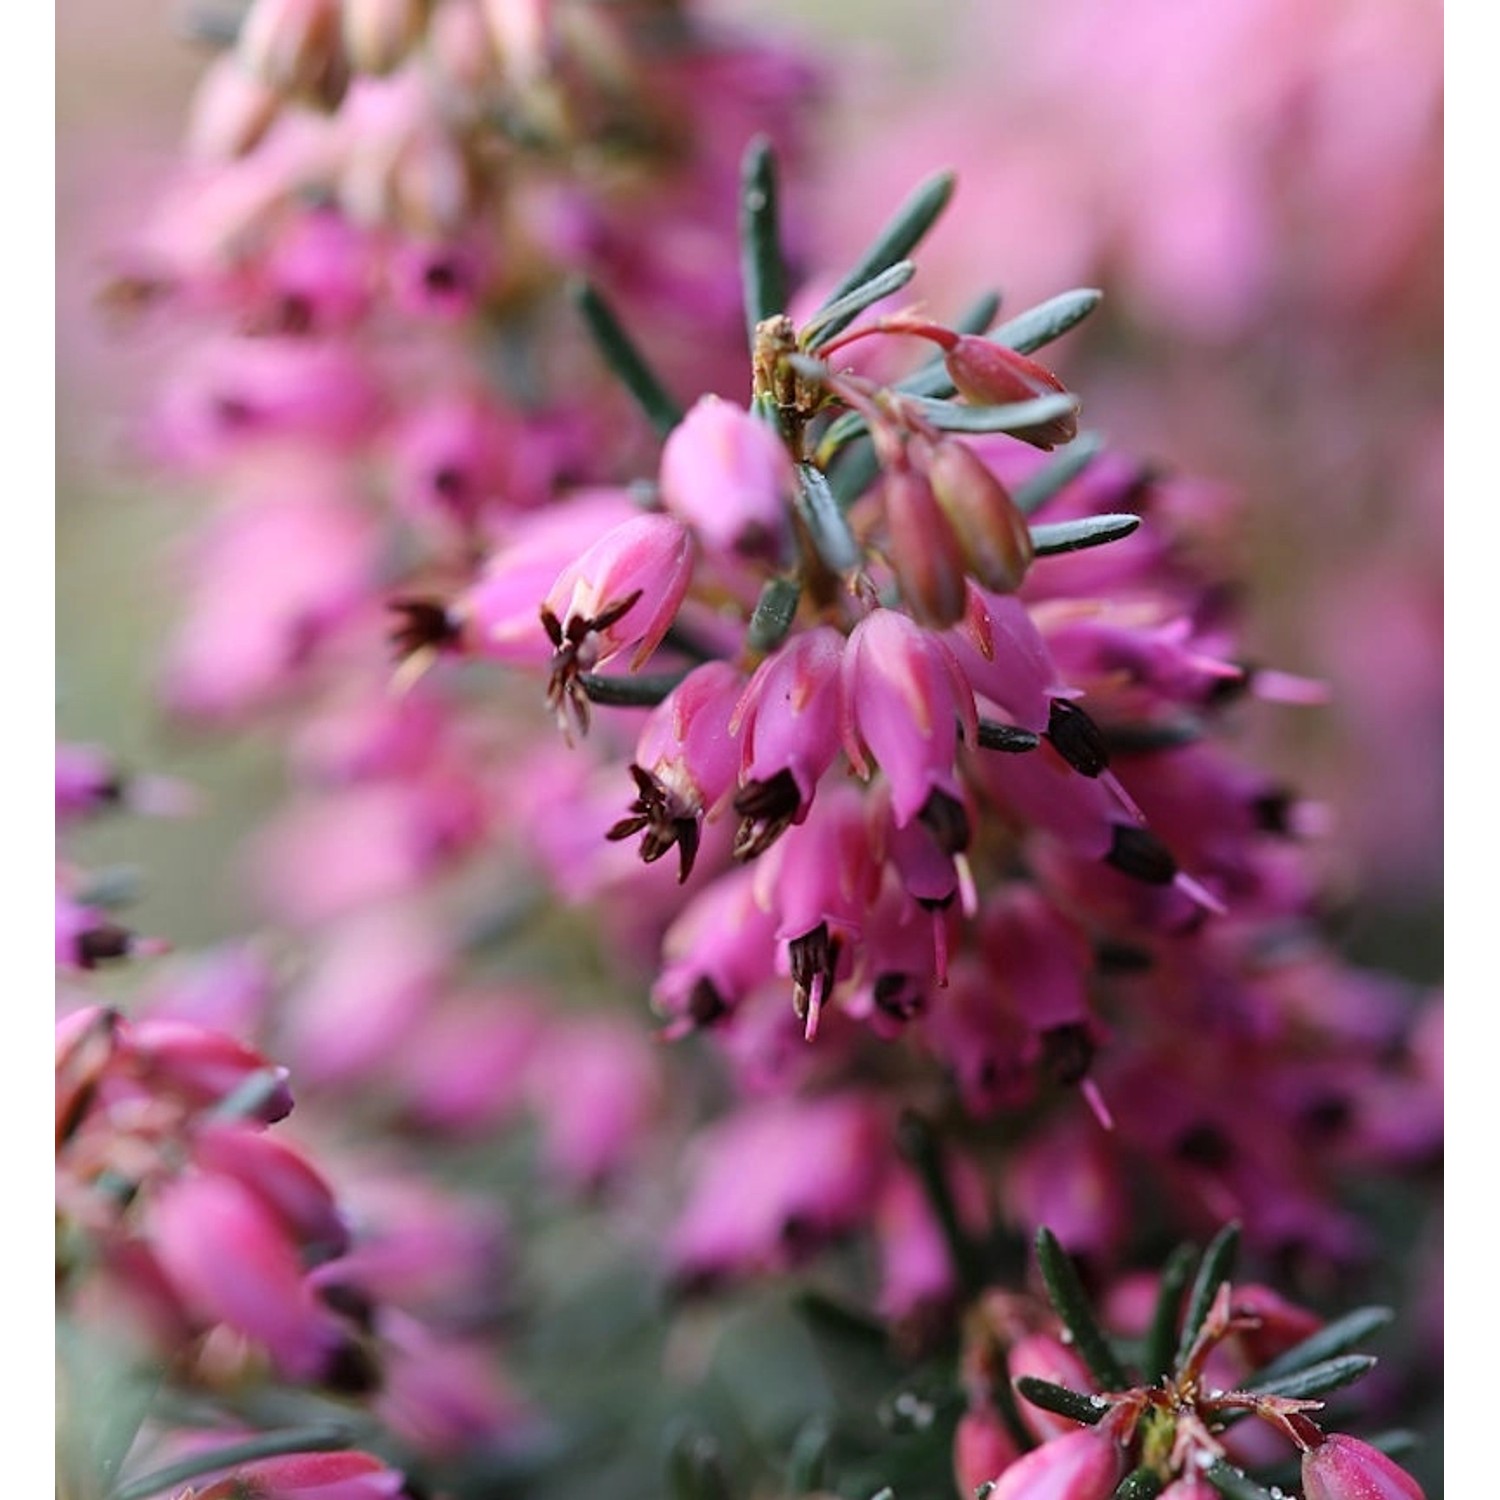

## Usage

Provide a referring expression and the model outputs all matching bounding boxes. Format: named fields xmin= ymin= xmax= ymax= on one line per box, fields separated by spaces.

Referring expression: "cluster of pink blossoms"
xmin=57 ymin=1 xmax=1440 ymax=1496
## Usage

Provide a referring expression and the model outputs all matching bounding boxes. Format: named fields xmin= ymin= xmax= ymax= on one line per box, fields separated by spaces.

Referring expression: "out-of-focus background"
xmin=59 ymin=0 xmax=1442 ymax=978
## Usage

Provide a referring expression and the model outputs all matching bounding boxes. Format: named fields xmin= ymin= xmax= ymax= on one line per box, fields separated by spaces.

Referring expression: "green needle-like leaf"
xmin=827 ymin=438 xmax=881 ymax=509
xmin=1011 ymin=433 xmax=1105 ymax=515
xmin=795 ymin=462 xmax=862 ymax=571
xmin=1012 ymin=1376 xmax=1106 ymax=1427
xmin=1034 ymin=1227 xmax=1131 ymax=1391
xmin=1175 ymin=1223 xmax=1241 ymax=1370
xmin=802 ymin=260 xmax=917 ymax=349
xmin=747 ymin=576 xmax=803 ymax=653
xmin=668 ymin=1431 xmax=732 ymax=1500
xmin=740 ymin=136 xmax=787 ymax=349
xmin=813 ymin=169 xmax=957 ymax=338
xmin=898 ymin=1112 xmax=983 ymax=1296
xmin=992 ymin=288 xmax=1103 ymax=355
xmin=571 ymin=281 xmax=683 ymax=438
xmin=786 ymin=1417 xmax=831 ymax=1494
xmin=1202 ymin=1459 xmax=1276 ymax=1500
xmin=110 ymin=1427 xmax=354 ymax=1500
xmin=578 ymin=671 xmax=689 ymax=708
xmin=1241 ymin=1353 xmax=1377 ymax=1402
xmin=1142 ymin=1243 xmax=1198 ymax=1384
xmin=1247 ymin=1307 xmax=1394 ymax=1386
xmin=1113 ymin=1469 xmax=1165 ymax=1500
xmin=1029 ymin=513 xmax=1140 ymax=556
xmin=911 ymin=392 xmax=1080 ymax=435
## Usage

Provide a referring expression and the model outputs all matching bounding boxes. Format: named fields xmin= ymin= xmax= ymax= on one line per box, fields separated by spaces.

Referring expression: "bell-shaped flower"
xmin=1302 ymin=1434 xmax=1426 ymax=1500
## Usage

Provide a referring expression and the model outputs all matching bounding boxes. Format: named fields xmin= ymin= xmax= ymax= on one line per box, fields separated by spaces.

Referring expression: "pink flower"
xmin=540 ymin=512 xmax=695 ymax=734
xmin=984 ymin=1425 xmax=1125 ymax=1500
xmin=193 ymin=1449 xmax=408 ymax=1499
xmin=953 ymin=1406 xmax=1023 ymax=1497
xmin=659 ymin=395 xmax=794 ymax=563
xmin=1301 ymin=1434 xmax=1426 ymax=1500
xmin=841 ymin=608 xmax=976 ymax=831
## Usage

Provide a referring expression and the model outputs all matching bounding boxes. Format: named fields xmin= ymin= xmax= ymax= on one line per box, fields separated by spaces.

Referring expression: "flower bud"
xmin=237 ymin=0 xmax=345 ymax=104
xmin=881 ymin=461 xmax=970 ymax=628
xmin=953 ymin=1406 xmax=1023 ymax=1497
xmin=659 ymin=395 xmax=794 ymax=565
xmin=943 ymin=337 xmax=1078 ymax=450
xmin=343 ymin=0 xmax=428 ymax=76
xmin=195 ymin=1449 xmax=408 ymax=1499
xmin=1301 ymin=1434 xmax=1426 ymax=1500
xmin=920 ymin=436 xmax=1035 ymax=593
xmin=984 ymin=1425 xmax=1124 ymax=1500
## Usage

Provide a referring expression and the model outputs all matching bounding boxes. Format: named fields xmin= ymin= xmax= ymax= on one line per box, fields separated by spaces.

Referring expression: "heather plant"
xmin=56 ymin=4 xmax=1440 ymax=1499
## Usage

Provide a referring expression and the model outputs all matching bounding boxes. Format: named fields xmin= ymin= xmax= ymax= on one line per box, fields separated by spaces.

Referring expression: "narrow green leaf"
xmin=1242 ymin=1354 xmax=1377 ymax=1402
xmin=786 ymin=1417 xmax=831 ymax=1494
xmin=747 ymin=577 xmax=803 ymax=653
xmin=795 ymin=462 xmax=862 ymax=572
xmin=827 ymin=438 xmax=881 ymax=509
xmin=1203 ymin=1459 xmax=1276 ymax=1500
xmin=1142 ymin=1243 xmax=1198 ymax=1384
xmin=740 ymin=136 xmax=786 ymax=349
xmin=814 ymin=170 xmax=957 ymax=335
xmin=571 ymin=281 xmax=682 ymax=438
xmin=1174 ymin=1223 xmax=1241 ymax=1370
xmin=1030 ymin=513 xmax=1140 ymax=556
xmin=1101 ymin=719 xmax=1204 ymax=755
xmin=802 ymin=261 xmax=917 ymax=349
xmin=910 ymin=392 xmax=1079 ymax=435
xmin=1247 ymin=1307 xmax=1393 ymax=1386
xmin=976 ymin=720 xmax=1041 ymax=753
xmin=898 ymin=1112 xmax=982 ymax=1297
xmin=1011 ymin=433 xmax=1105 ymax=515
xmin=110 ymin=1426 xmax=354 ymax=1500
xmin=1113 ymin=1469 xmax=1165 ymax=1500
xmin=207 ymin=1067 xmax=287 ymax=1123
xmin=1034 ymin=1227 xmax=1130 ymax=1391
xmin=578 ymin=671 xmax=688 ymax=708
xmin=817 ymin=409 xmax=870 ymax=464
xmin=992 ymin=289 xmax=1103 ymax=356
xmin=1012 ymin=1376 xmax=1106 ymax=1427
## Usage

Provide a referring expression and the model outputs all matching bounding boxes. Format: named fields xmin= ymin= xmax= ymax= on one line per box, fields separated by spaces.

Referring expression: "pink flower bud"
xmin=659 ymin=395 xmax=794 ymax=563
xmin=881 ymin=461 xmax=970 ymax=628
xmin=954 ymin=1406 xmax=1023 ymax=1496
xmin=942 ymin=337 xmax=1079 ymax=450
xmin=1301 ymin=1434 xmax=1426 ymax=1500
xmin=984 ymin=1426 xmax=1124 ymax=1500
xmin=186 ymin=56 xmax=284 ymax=161
xmin=195 ymin=1449 xmax=408 ymax=1499
xmin=129 ymin=1019 xmax=293 ymax=1120
xmin=149 ymin=1171 xmax=348 ymax=1381
xmin=342 ymin=0 xmax=428 ymax=75
xmin=919 ymin=436 xmax=1035 ymax=593
xmin=237 ymin=0 xmax=344 ymax=102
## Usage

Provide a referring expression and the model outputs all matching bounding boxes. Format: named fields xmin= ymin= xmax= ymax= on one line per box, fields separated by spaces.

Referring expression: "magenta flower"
xmin=983 ymin=1425 xmax=1125 ymax=1500
xmin=191 ymin=1449 xmax=409 ymax=1499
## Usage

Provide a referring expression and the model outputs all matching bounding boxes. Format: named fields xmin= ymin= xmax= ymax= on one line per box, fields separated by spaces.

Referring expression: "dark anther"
xmin=606 ymin=763 xmax=701 ymax=883
xmin=1094 ymin=940 xmax=1155 ymax=974
xmin=76 ymin=923 xmax=133 ymax=970
xmin=1174 ymin=1121 xmax=1235 ymax=1169
xmin=1047 ymin=698 xmax=1110 ymax=777
xmin=1105 ymin=823 xmax=1178 ymax=885
xmin=1300 ymin=1094 xmax=1353 ymax=1140
xmin=430 ymin=464 xmax=470 ymax=504
xmin=1038 ymin=1022 xmax=1095 ymax=1086
xmin=322 ymin=1338 xmax=382 ymax=1397
xmin=788 ymin=923 xmax=840 ymax=1023
xmin=317 ymin=1281 xmax=377 ymax=1331
xmin=918 ymin=788 xmax=971 ymax=855
xmin=422 ymin=259 xmax=465 ymax=295
xmin=686 ymin=978 xmax=730 ymax=1028
xmin=388 ymin=597 xmax=462 ymax=660
xmin=873 ymin=972 xmax=925 ymax=1021
xmin=1251 ymin=788 xmax=1296 ymax=836
xmin=975 ymin=718 xmax=1041 ymax=753
xmin=1204 ymin=663 xmax=1253 ymax=707
xmin=733 ymin=768 xmax=801 ymax=860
